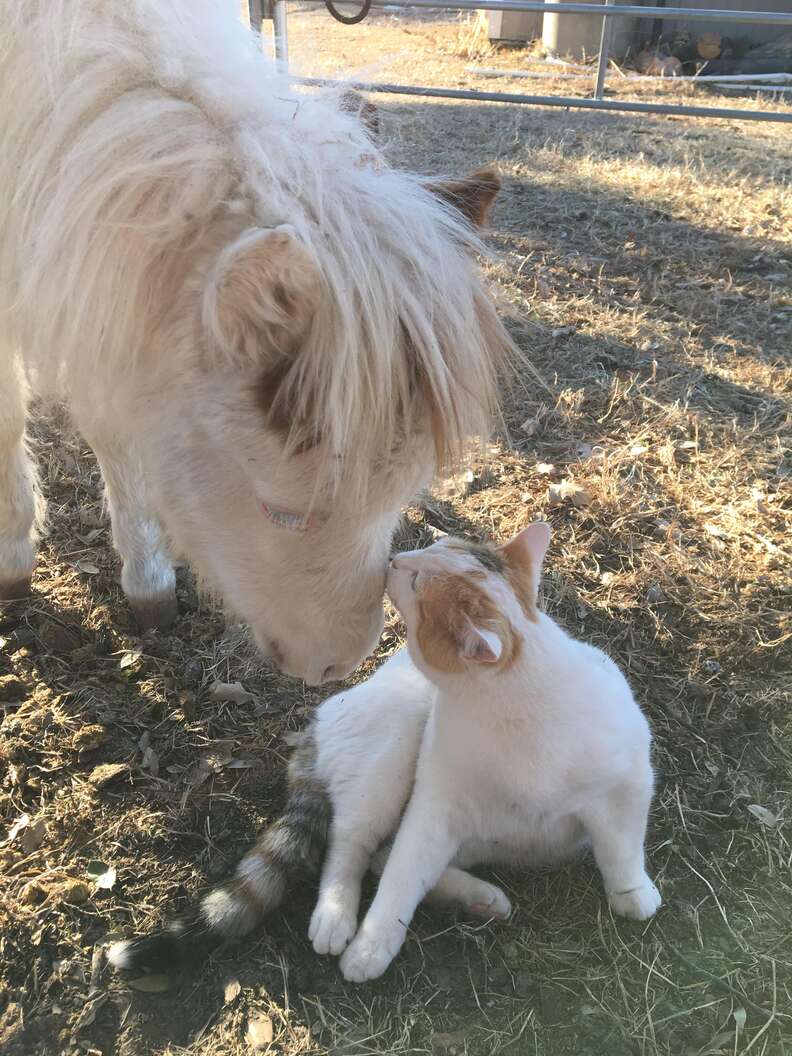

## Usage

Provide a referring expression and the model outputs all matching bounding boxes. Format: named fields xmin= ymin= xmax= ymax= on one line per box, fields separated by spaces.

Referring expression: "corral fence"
xmin=248 ymin=0 xmax=792 ymax=123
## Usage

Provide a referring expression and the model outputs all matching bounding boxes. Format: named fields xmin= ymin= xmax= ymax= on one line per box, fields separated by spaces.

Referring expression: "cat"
xmin=108 ymin=522 xmax=660 ymax=983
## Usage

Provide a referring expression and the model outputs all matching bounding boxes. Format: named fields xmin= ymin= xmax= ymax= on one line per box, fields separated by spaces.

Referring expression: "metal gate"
xmin=248 ymin=0 xmax=792 ymax=123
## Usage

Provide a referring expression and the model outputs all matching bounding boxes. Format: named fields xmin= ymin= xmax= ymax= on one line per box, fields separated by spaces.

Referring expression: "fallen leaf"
xmin=208 ymin=681 xmax=254 ymax=706
xmin=86 ymin=860 xmax=117 ymax=890
xmin=252 ymin=700 xmax=284 ymax=717
xmin=88 ymin=763 xmax=129 ymax=788
xmin=119 ymin=650 xmax=142 ymax=671
xmin=75 ymin=560 xmax=100 ymax=575
xmin=71 ymin=994 xmax=107 ymax=1033
xmin=8 ymin=763 xmax=25 ymax=788
xmin=247 ymin=1015 xmax=274 ymax=1050
xmin=185 ymin=758 xmax=213 ymax=788
xmin=141 ymin=746 xmax=160 ymax=777
xmin=224 ymin=978 xmax=242 ymax=1003
xmin=747 ymin=804 xmax=780 ymax=827
xmin=57 ymin=879 xmax=92 ymax=906
xmin=548 ymin=480 xmax=593 ymax=509
xmin=202 ymin=740 xmax=236 ymax=771
xmin=431 ymin=1030 xmax=467 ymax=1055
xmin=128 ymin=974 xmax=173 ymax=993
xmin=6 ymin=814 xmax=30 ymax=843
xmin=20 ymin=818 xmax=48 ymax=855
xmin=536 ymin=462 xmax=556 ymax=476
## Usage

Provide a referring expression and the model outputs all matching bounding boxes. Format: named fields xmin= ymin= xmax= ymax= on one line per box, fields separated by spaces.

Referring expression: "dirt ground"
xmin=1 ymin=7 xmax=791 ymax=1056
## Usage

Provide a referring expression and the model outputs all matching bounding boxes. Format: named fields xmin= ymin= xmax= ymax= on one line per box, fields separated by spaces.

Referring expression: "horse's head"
xmin=141 ymin=165 xmax=512 ymax=685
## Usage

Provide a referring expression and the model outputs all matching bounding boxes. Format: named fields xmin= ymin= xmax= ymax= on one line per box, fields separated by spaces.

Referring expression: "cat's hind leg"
xmin=580 ymin=775 xmax=661 ymax=921
xmin=428 ymin=867 xmax=512 ymax=920
xmin=371 ymin=845 xmax=511 ymax=921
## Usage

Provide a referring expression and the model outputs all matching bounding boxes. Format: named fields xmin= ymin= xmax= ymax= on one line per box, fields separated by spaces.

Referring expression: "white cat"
xmin=108 ymin=523 xmax=661 ymax=984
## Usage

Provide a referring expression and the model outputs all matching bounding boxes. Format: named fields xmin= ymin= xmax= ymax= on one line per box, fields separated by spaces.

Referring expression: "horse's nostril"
xmin=322 ymin=664 xmax=336 ymax=682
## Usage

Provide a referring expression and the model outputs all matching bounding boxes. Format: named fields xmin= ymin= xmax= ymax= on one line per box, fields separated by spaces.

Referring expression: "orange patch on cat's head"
xmin=415 ymin=570 xmax=521 ymax=675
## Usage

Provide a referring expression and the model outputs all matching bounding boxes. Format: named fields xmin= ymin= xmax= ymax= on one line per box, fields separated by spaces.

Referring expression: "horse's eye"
xmin=411 ymin=571 xmax=419 ymax=590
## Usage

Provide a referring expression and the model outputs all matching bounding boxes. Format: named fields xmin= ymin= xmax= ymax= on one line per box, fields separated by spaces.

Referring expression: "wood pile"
xmin=634 ymin=30 xmax=792 ymax=78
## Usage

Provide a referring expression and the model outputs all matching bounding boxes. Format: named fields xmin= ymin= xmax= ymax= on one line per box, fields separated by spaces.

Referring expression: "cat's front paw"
xmin=608 ymin=879 xmax=661 ymax=921
xmin=309 ymin=898 xmax=358 ymax=956
xmin=339 ymin=918 xmax=407 ymax=983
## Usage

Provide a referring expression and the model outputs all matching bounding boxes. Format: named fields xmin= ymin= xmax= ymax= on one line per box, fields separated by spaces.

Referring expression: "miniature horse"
xmin=0 ymin=0 xmax=512 ymax=684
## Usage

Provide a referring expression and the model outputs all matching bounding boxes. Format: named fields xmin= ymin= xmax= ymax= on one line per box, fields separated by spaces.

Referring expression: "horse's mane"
xmin=0 ymin=0 xmax=514 ymax=495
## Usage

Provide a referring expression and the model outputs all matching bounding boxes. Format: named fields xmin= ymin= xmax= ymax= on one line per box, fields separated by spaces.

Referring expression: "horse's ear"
xmin=426 ymin=166 xmax=501 ymax=228
xmin=204 ymin=225 xmax=321 ymax=364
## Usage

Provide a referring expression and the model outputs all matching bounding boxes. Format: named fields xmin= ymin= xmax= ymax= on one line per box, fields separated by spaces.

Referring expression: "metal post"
xmin=273 ymin=0 xmax=289 ymax=69
xmin=305 ymin=0 xmax=792 ymax=26
xmin=594 ymin=0 xmax=614 ymax=100
xmin=296 ymin=76 xmax=792 ymax=123
xmin=248 ymin=0 xmax=264 ymax=34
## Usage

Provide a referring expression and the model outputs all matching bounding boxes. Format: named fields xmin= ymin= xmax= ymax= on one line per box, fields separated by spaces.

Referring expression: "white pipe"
xmin=468 ymin=67 xmax=592 ymax=79
xmin=718 ymin=83 xmax=792 ymax=92
xmin=467 ymin=65 xmax=792 ymax=84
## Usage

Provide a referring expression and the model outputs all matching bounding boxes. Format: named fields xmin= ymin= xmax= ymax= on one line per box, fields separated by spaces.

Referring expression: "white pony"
xmin=0 ymin=1 xmax=512 ymax=684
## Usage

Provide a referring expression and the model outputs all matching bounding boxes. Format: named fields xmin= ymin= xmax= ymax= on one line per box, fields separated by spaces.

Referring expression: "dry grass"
xmin=2 ymin=7 xmax=791 ymax=1056
xmin=454 ymin=12 xmax=495 ymax=63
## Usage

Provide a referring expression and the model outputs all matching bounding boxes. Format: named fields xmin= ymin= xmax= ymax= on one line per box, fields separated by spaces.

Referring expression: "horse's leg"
xmin=82 ymin=425 xmax=177 ymax=630
xmin=0 ymin=354 xmax=39 ymax=600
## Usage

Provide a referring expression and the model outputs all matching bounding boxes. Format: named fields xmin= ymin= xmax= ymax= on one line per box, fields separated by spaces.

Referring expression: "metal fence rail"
xmin=249 ymin=0 xmax=792 ymax=124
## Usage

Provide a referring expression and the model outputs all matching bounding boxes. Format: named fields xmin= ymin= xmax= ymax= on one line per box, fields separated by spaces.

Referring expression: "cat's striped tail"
xmin=107 ymin=733 xmax=329 ymax=977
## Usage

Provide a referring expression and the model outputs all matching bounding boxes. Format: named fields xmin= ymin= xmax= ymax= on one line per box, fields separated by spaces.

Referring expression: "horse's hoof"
xmin=0 ymin=576 xmax=33 ymax=602
xmin=128 ymin=591 xmax=179 ymax=632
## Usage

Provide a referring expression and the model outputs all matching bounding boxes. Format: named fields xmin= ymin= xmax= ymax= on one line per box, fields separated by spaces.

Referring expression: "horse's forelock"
xmin=245 ymin=176 xmax=514 ymax=499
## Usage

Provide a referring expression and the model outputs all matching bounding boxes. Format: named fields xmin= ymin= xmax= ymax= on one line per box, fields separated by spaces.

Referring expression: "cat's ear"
xmin=460 ymin=621 xmax=503 ymax=664
xmin=499 ymin=522 xmax=551 ymax=620
xmin=502 ymin=522 xmax=551 ymax=570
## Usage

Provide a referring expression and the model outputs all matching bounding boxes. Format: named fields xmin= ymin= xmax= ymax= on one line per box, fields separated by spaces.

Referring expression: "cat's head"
xmin=388 ymin=523 xmax=551 ymax=680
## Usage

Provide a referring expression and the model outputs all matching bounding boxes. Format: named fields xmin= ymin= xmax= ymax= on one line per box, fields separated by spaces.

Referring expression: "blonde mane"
xmin=0 ymin=0 xmax=513 ymax=497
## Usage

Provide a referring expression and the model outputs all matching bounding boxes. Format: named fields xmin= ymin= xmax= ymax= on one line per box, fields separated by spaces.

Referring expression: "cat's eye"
xmin=410 ymin=571 xmax=419 ymax=590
